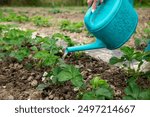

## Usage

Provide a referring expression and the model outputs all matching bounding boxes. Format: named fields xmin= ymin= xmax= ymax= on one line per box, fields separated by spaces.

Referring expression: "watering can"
xmin=65 ymin=0 xmax=138 ymax=53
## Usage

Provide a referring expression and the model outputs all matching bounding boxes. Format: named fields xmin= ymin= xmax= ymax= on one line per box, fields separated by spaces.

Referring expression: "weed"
xmin=60 ymin=20 xmax=84 ymax=33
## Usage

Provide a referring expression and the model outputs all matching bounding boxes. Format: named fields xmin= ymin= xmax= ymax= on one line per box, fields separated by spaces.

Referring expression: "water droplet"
xmin=62 ymin=51 xmax=68 ymax=60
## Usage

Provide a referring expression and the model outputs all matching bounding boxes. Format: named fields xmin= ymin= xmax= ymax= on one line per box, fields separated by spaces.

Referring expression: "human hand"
xmin=87 ymin=0 xmax=103 ymax=12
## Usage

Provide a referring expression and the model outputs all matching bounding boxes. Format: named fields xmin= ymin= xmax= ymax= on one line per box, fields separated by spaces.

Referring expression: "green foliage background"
xmin=0 ymin=0 xmax=149 ymax=6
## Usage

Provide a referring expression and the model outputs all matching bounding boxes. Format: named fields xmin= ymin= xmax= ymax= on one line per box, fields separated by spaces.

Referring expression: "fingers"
xmin=87 ymin=0 xmax=93 ymax=7
xmin=100 ymin=0 xmax=103 ymax=3
xmin=87 ymin=0 xmax=104 ymax=12
xmin=92 ymin=0 xmax=98 ymax=12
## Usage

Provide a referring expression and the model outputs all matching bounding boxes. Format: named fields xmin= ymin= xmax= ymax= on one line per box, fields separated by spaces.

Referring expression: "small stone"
xmin=65 ymin=94 xmax=70 ymax=99
xmin=110 ymin=85 xmax=116 ymax=90
xmin=9 ymin=64 xmax=13 ymax=68
xmin=14 ymin=63 xmax=18 ymax=69
xmin=31 ymin=73 xmax=36 ymax=76
xmin=115 ymin=90 xmax=122 ymax=96
xmin=36 ymin=75 xmax=41 ymax=80
xmin=18 ymin=64 xmax=23 ymax=69
xmin=73 ymin=87 xmax=79 ymax=92
xmin=87 ymin=88 xmax=91 ymax=91
xmin=21 ymin=76 xmax=26 ymax=80
xmin=49 ymin=95 xmax=54 ymax=99
xmin=31 ymin=80 xmax=38 ymax=87
xmin=2 ymin=86 xmax=6 ymax=89
xmin=81 ymin=71 xmax=87 ymax=75
xmin=8 ymin=95 xmax=14 ymax=100
xmin=75 ymin=65 xmax=80 ymax=68
xmin=24 ymin=91 xmax=29 ymax=95
xmin=44 ymin=97 xmax=49 ymax=100
xmin=29 ymin=91 xmax=42 ymax=100
xmin=53 ymin=97 xmax=59 ymax=100
xmin=60 ymin=97 xmax=64 ymax=100
xmin=28 ymin=76 xmax=34 ymax=81
xmin=87 ymin=69 xmax=92 ymax=72
xmin=28 ymin=54 xmax=33 ymax=59
xmin=43 ymin=72 xmax=48 ymax=77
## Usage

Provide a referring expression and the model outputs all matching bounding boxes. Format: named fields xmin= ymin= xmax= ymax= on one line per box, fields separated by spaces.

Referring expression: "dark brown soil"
xmin=1 ymin=53 xmax=149 ymax=100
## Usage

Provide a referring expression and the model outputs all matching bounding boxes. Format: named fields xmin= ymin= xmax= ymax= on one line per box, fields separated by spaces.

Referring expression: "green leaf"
xmin=134 ymin=38 xmax=141 ymax=48
xmin=109 ymin=57 xmax=121 ymax=65
xmin=133 ymin=52 xmax=144 ymax=61
xmin=143 ymin=52 xmax=150 ymax=62
xmin=10 ymin=48 xmax=30 ymax=61
xmin=120 ymin=46 xmax=134 ymax=54
xmin=0 ymin=52 xmax=5 ymax=59
xmin=31 ymin=46 xmax=38 ymax=51
xmin=139 ymin=89 xmax=150 ymax=100
xmin=71 ymin=75 xmax=84 ymax=88
xmin=96 ymin=87 xmax=113 ymax=99
xmin=82 ymin=92 xmax=96 ymax=100
xmin=124 ymin=81 xmax=140 ymax=99
xmin=51 ymin=67 xmax=62 ymax=84
xmin=90 ymin=76 xmax=109 ymax=89
xmin=123 ymin=96 xmax=135 ymax=100
xmin=43 ymin=55 xmax=58 ymax=66
xmin=57 ymin=70 xmax=72 ymax=82
xmin=34 ymin=50 xmax=50 ymax=59
xmin=57 ymin=65 xmax=84 ymax=87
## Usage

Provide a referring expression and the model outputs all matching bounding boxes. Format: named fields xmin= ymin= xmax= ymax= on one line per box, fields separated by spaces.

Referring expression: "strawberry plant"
xmin=123 ymin=78 xmax=150 ymax=100
xmin=49 ymin=63 xmax=84 ymax=88
xmin=10 ymin=47 xmax=30 ymax=62
xmin=49 ymin=9 xmax=62 ymax=14
xmin=32 ymin=35 xmax=63 ymax=67
xmin=0 ymin=11 xmax=29 ymax=23
xmin=33 ymin=50 xmax=58 ymax=67
xmin=109 ymin=46 xmax=150 ymax=79
xmin=0 ymin=26 xmax=32 ymax=61
xmin=81 ymin=76 xmax=114 ymax=100
xmin=60 ymin=20 xmax=84 ymax=33
xmin=52 ymin=33 xmax=76 ymax=46
xmin=36 ymin=58 xmax=85 ymax=91
xmin=31 ymin=16 xmax=51 ymax=27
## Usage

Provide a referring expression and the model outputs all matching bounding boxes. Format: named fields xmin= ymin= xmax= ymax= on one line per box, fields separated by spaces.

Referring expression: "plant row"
xmin=0 ymin=24 xmax=150 ymax=100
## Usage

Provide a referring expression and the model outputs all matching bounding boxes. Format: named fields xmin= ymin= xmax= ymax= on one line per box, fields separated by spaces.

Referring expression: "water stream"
xmin=62 ymin=51 xmax=68 ymax=60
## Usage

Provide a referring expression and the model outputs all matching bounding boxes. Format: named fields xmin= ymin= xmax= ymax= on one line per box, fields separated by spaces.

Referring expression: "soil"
xmin=0 ymin=7 xmax=150 ymax=100
xmin=0 ymin=53 xmax=149 ymax=100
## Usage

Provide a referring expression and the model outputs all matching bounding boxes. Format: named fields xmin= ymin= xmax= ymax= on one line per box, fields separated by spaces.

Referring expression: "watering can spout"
xmin=65 ymin=38 xmax=106 ymax=53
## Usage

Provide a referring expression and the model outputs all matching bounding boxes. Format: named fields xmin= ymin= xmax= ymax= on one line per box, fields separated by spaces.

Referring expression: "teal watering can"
xmin=65 ymin=0 xmax=139 ymax=53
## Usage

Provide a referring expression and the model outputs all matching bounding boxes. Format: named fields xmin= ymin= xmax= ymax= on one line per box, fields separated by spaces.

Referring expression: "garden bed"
xmin=0 ymin=53 xmax=150 ymax=100
xmin=0 ymin=7 xmax=150 ymax=100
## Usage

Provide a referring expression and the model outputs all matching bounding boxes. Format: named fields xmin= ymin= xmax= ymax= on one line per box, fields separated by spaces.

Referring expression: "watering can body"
xmin=65 ymin=0 xmax=138 ymax=53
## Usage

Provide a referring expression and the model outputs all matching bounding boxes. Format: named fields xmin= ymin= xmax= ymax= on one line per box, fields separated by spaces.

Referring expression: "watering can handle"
xmin=88 ymin=0 xmax=134 ymax=8
xmin=88 ymin=0 xmax=102 ymax=11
